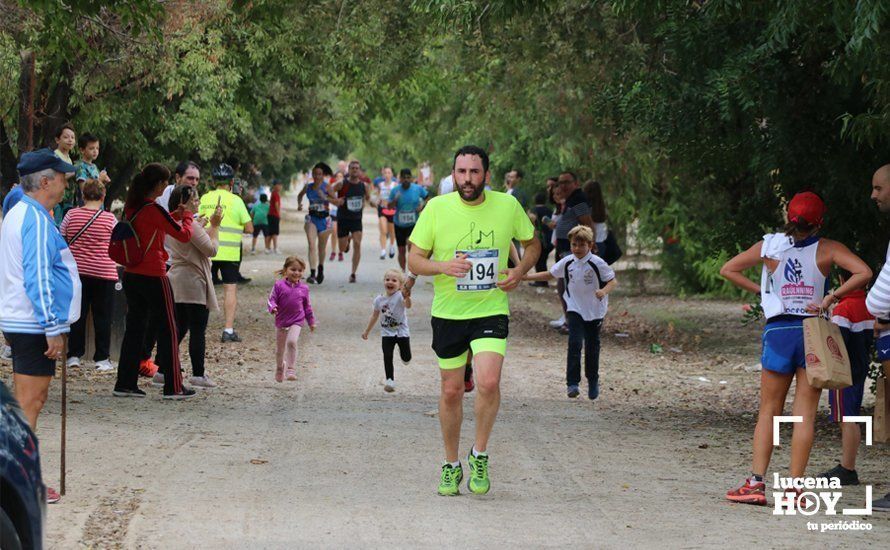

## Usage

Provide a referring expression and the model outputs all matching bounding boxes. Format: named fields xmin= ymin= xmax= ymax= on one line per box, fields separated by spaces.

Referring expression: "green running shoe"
xmin=438 ymin=463 xmax=463 ymax=496
xmin=467 ymin=451 xmax=490 ymax=494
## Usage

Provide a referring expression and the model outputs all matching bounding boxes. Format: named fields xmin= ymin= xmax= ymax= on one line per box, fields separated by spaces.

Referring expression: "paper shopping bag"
xmin=803 ymin=316 xmax=852 ymax=389
xmin=875 ymin=377 xmax=890 ymax=444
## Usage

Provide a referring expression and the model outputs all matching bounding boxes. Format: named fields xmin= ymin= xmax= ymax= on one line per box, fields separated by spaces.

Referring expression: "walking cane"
xmin=60 ymin=339 xmax=67 ymax=496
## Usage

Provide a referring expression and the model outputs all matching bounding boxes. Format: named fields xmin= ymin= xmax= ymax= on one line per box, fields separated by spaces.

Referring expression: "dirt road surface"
xmin=4 ymin=192 xmax=888 ymax=548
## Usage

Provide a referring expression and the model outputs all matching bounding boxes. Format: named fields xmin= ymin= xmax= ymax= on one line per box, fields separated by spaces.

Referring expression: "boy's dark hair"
xmin=55 ymin=123 xmax=75 ymax=139
xmin=453 ymin=145 xmax=489 ymax=172
xmin=260 ymin=193 xmax=268 ymax=203
xmin=560 ymin=170 xmax=578 ymax=183
xmin=78 ymin=133 xmax=99 ymax=149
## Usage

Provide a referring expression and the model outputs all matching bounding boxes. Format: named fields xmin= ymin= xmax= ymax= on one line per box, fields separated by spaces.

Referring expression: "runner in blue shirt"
xmin=388 ymin=168 xmax=428 ymax=271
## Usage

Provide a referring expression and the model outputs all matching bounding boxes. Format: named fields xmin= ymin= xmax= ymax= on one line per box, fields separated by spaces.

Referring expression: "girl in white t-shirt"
xmin=362 ymin=269 xmax=412 ymax=392
xmin=526 ymin=225 xmax=617 ymax=400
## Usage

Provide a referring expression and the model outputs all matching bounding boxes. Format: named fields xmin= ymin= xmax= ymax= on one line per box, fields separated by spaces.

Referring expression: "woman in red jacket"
xmin=113 ymin=163 xmax=195 ymax=399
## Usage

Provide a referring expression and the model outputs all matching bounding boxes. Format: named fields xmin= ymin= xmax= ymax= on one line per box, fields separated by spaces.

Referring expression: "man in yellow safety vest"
xmin=199 ymin=163 xmax=253 ymax=343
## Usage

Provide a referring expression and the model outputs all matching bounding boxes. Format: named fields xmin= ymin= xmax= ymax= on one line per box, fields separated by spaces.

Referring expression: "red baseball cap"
xmin=787 ymin=192 xmax=826 ymax=226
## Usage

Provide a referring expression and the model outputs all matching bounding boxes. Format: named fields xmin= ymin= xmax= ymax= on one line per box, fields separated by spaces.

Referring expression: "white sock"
xmin=447 ymin=460 xmax=460 ymax=468
xmin=224 ymin=328 xmax=234 ymax=335
xmin=472 ymin=446 xmax=487 ymax=457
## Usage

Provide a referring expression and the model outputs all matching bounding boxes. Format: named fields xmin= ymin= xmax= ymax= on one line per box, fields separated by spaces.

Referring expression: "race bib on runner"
xmin=347 ymin=196 xmax=363 ymax=212
xmin=397 ymin=211 xmax=417 ymax=225
xmin=456 ymin=249 xmax=499 ymax=291
xmin=309 ymin=203 xmax=326 ymax=213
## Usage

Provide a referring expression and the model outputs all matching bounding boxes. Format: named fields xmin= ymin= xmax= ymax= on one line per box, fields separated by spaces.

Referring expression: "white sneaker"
xmin=379 ymin=249 xmax=386 ymax=259
xmin=264 ymin=249 xmax=271 ymax=255
xmin=66 ymin=357 xmax=81 ymax=368
xmin=152 ymin=372 xmax=165 ymax=387
xmin=384 ymin=379 xmax=395 ymax=392
xmin=549 ymin=315 xmax=566 ymax=328
xmin=95 ymin=359 xmax=116 ymax=372
xmin=388 ymin=244 xmax=396 ymax=257
xmin=0 ymin=345 xmax=11 ymax=360
xmin=250 ymin=249 xmax=256 ymax=255
xmin=190 ymin=375 xmax=217 ymax=389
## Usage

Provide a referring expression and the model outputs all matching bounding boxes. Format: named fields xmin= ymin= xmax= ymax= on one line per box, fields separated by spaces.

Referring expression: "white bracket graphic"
xmin=773 ymin=416 xmax=802 ymax=446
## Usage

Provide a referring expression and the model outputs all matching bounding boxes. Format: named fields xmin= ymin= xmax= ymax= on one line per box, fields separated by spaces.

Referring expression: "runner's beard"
xmin=458 ymin=181 xmax=484 ymax=201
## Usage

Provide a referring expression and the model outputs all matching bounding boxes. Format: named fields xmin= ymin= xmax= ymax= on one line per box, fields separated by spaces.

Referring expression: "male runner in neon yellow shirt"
xmin=408 ymin=145 xmax=541 ymax=496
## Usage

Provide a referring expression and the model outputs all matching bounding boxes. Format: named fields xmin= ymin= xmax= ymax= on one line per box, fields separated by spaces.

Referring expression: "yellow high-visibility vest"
xmin=199 ymin=188 xmax=251 ymax=262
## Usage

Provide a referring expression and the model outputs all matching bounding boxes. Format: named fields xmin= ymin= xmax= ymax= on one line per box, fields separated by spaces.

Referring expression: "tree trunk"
xmin=36 ymin=61 xmax=75 ymax=150
xmin=17 ymin=50 xmax=35 ymax=153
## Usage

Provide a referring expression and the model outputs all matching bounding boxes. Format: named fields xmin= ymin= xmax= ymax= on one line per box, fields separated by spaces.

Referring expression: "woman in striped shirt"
xmin=60 ymin=180 xmax=119 ymax=371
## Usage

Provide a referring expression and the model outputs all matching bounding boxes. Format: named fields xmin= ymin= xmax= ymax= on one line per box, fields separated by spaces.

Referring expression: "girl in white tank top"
xmin=719 ymin=192 xmax=871 ymax=507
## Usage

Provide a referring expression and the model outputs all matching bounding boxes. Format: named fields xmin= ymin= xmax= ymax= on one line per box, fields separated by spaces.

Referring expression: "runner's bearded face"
xmin=453 ymin=155 xmax=487 ymax=202
xmin=348 ymin=162 xmax=361 ymax=181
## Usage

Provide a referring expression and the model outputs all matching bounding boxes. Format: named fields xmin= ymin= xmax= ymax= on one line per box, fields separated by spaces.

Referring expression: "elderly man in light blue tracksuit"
xmin=0 ymin=149 xmax=80 ymax=436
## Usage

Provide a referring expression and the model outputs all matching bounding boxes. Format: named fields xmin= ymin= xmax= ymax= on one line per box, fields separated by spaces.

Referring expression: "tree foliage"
xmin=3 ymin=1 xmax=890 ymax=292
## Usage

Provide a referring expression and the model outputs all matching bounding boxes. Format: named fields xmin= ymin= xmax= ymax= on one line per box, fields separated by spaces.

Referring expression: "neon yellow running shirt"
xmin=409 ymin=190 xmax=534 ymax=320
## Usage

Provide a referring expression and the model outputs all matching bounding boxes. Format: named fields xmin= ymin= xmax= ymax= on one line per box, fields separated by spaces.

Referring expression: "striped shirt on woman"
xmin=60 ymin=207 xmax=119 ymax=280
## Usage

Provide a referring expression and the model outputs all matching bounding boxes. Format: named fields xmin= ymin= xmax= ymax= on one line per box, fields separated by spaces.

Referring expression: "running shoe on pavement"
xmin=549 ymin=315 xmax=566 ymax=328
xmin=438 ymin=463 xmax=463 ymax=496
xmin=389 ymin=244 xmax=396 ymax=258
xmin=95 ymin=359 xmax=115 ymax=371
xmin=349 ymin=274 xmax=356 ymax=283
xmin=384 ymin=379 xmax=395 ymax=392
xmin=567 ymin=385 xmax=580 ymax=399
xmin=873 ymin=492 xmax=890 ymax=512
xmin=66 ymin=356 xmax=81 ymax=368
xmin=726 ymin=477 xmax=767 ymax=505
xmin=817 ymin=464 xmax=859 ymax=486
xmin=329 ymin=252 xmax=336 ymax=261
xmin=467 ymin=451 xmax=491 ymax=495
xmin=380 ymin=249 xmax=386 ymax=260
xmin=190 ymin=375 xmax=217 ymax=389
xmin=138 ymin=359 xmax=158 ymax=377
xmin=316 ymin=265 xmax=325 ymax=284
xmin=306 ymin=275 xmax=317 ymax=284
xmin=46 ymin=486 xmax=61 ymax=504
xmin=338 ymin=252 xmax=344 ymax=262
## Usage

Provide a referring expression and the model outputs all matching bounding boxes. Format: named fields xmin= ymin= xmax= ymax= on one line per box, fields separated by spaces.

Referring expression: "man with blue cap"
xmin=0 ymin=148 xmax=81 ymax=504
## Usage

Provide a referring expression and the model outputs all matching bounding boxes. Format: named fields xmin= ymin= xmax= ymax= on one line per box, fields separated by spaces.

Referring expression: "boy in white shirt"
xmin=526 ymin=225 xmax=617 ymax=399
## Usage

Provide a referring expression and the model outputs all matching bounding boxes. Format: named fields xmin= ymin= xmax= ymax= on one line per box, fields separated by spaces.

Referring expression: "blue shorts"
xmin=761 ymin=318 xmax=805 ymax=375
xmin=305 ymin=214 xmax=331 ymax=234
xmin=829 ymin=381 xmax=866 ymax=422
xmin=876 ymin=333 xmax=890 ymax=361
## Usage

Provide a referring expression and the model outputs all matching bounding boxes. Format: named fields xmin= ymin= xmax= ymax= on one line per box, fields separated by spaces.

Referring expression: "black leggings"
xmin=382 ymin=336 xmax=411 ymax=380
xmin=68 ymin=276 xmax=115 ymax=361
xmin=116 ymin=272 xmax=183 ymax=395
xmin=173 ymin=302 xmax=210 ymax=377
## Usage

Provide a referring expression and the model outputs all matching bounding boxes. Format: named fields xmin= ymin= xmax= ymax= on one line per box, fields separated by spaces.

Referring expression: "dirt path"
xmin=6 ymin=192 xmax=888 ymax=548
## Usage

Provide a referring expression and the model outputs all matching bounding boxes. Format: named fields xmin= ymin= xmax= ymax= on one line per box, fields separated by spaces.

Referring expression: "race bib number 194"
xmin=456 ymin=249 xmax=498 ymax=291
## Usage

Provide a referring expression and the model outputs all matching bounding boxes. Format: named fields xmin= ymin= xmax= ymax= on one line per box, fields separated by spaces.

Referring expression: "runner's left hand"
xmin=496 ymin=268 xmax=523 ymax=292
